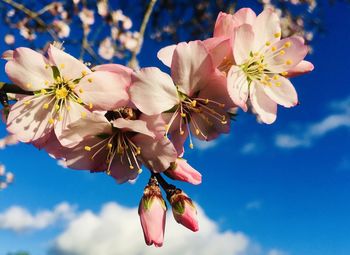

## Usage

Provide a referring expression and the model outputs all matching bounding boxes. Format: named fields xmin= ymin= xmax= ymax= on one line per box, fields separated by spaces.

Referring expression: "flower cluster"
xmin=0 ymin=8 xmax=313 ymax=247
xmin=0 ymin=164 xmax=14 ymax=190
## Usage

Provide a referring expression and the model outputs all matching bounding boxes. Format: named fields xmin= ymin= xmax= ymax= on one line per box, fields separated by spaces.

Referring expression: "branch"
xmin=128 ymin=0 xmax=157 ymax=69
xmin=1 ymin=0 xmax=59 ymax=42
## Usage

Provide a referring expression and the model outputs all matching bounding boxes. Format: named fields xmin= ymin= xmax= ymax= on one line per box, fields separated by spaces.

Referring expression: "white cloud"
xmin=193 ymin=139 xmax=219 ymax=151
xmin=241 ymin=142 xmax=259 ymax=155
xmin=0 ymin=202 xmax=76 ymax=232
xmin=275 ymin=97 xmax=350 ymax=149
xmin=50 ymin=202 xmax=251 ymax=255
xmin=245 ymin=200 xmax=262 ymax=210
xmin=267 ymin=249 xmax=288 ymax=255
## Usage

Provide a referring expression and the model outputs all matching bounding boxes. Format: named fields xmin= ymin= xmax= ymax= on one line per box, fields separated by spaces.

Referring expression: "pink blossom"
xmin=4 ymin=45 xmax=129 ymax=147
xmin=138 ymin=177 xmax=166 ymax=247
xmin=170 ymin=190 xmax=199 ymax=232
xmin=98 ymin=37 xmax=115 ymax=60
xmin=4 ymin=34 xmax=15 ymax=45
xmin=165 ymin=158 xmax=202 ymax=185
xmin=131 ymin=41 xmax=233 ymax=153
xmin=59 ymin=111 xmax=177 ymax=184
xmin=53 ymin=20 xmax=70 ymax=38
xmin=226 ymin=9 xmax=313 ymax=123
xmin=79 ymin=8 xmax=95 ymax=26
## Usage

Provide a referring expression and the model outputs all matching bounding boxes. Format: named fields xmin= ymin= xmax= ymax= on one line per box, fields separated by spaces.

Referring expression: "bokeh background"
xmin=0 ymin=1 xmax=349 ymax=255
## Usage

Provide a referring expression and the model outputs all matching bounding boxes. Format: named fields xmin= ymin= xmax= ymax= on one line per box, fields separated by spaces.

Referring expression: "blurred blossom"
xmin=0 ymin=135 xmax=19 ymax=149
xmin=0 ymin=164 xmax=14 ymax=190
xmin=98 ymin=37 xmax=115 ymax=60
xmin=4 ymin=34 xmax=15 ymax=45
xmin=0 ymin=165 xmax=5 ymax=176
xmin=6 ymin=172 xmax=14 ymax=183
xmin=122 ymin=17 xmax=133 ymax=30
xmin=79 ymin=8 xmax=95 ymax=26
xmin=53 ymin=20 xmax=70 ymax=38
xmin=97 ymin=0 xmax=109 ymax=17
xmin=7 ymin=9 xmax=15 ymax=17
xmin=0 ymin=182 xmax=8 ymax=189
xmin=120 ymin=32 xmax=139 ymax=51
xmin=111 ymin=27 xmax=119 ymax=40
xmin=19 ymin=26 xmax=36 ymax=41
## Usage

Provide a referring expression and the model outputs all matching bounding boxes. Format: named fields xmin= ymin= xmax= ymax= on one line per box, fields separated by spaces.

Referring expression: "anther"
xmin=181 ymin=113 xmax=186 ymax=118
xmin=48 ymin=118 xmax=55 ymax=125
xmin=274 ymin=32 xmax=281 ymax=38
xmin=265 ymin=41 xmax=271 ymax=46
xmin=191 ymin=100 xmax=197 ymax=107
xmin=55 ymin=105 xmax=60 ymax=111
xmin=281 ymin=71 xmax=288 ymax=76
xmin=87 ymin=78 xmax=93 ymax=83
xmin=271 ymin=46 xmax=277 ymax=52
xmin=79 ymin=88 xmax=84 ymax=93
xmin=285 ymin=59 xmax=292 ymax=65
xmin=81 ymin=112 xmax=87 ymax=118
xmin=43 ymin=103 xmax=49 ymax=110
xmin=138 ymin=169 xmax=142 ymax=174
xmin=60 ymin=64 xmax=65 ymax=69
xmin=89 ymin=103 xmax=93 ymax=109
xmin=189 ymin=143 xmax=194 ymax=149
xmin=180 ymin=130 xmax=185 ymax=135
xmin=41 ymin=89 xmax=47 ymax=94
xmin=273 ymin=75 xmax=279 ymax=80
xmin=284 ymin=41 xmax=292 ymax=48
xmin=279 ymin=50 xmax=285 ymax=56
xmin=129 ymin=165 xmax=134 ymax=170
xmin=107 ymin=143 xmax=113 ymax=149
xmin=81 ymin=70 xmax=87 ymax=76
xmin=84 ymin=146 xmax=91 ymax=151
xmin=26 ymin=83 xmax=32 ymax=89
xmin=195 ymin=129 xmax=200 ymax=135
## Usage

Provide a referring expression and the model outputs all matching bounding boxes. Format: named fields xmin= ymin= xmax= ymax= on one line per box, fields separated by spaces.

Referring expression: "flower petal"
xmin=252 ymin=8 xmax=281 ymax=51
xmin=233 ymin=24 xmax=254 ymax=64
xmin=157 ymin=44 xmax=176 ymax=67
xmin=132 ymin=135 xmax=177 ymax=172
xmin=130 ymin=67 xmax=179 ymax=115
xmin=76 ymin=70 xmax=130 ymax=111
xmin=213 ymin=12 xmax=239 ymax=38
xmin=2 ymin=50 xmax=14 ymax=60
xmin=48 ymin=44 xmax=91 ymax=80
xmin=285 ymin=60 xmax=314 ymax=78
xmin=227 ymin=66 xmax=249 ymax=111
xmin=233 ymin=8 xmax=257 ymax=26
xmin=59 ymin=111 xmax=112 ymax=147
xmin=112 ymin=118 xmax=155 ymax=138
xmin=109 ymin=157 xmax=139 ymax=184
xmin=93 ymin=63 xmax=133 ymax=75
xmin=250 ymin=83 xmax=277 ymax=124
xmin=203 ymin=37 xmax=232 ymax=68
xmin=171 ymin=41 xmax=214 ymax=95
xmin=56 ymin=103 xmax=107 ymax=147
xmin=7 ymin=95 xmax=53 ymax=142
xmin=268 ymin=36 xmax=309 ymax=73
xmin=5 ymin=48 xmax=52 ymax=91
xmin=262 ymin=76 xmax=298 ymax=107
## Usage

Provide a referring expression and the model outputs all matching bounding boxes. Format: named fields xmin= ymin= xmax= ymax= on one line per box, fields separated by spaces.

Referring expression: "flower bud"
xmin=138 ymin=177 xmax=166 ymax=247
xmin=169 ymin=190 xmax=199 ymax=232
xmin=165 ymin=158 xmax=202 ymax=185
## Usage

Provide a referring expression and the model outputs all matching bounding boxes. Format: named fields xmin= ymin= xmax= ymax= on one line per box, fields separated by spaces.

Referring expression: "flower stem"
xmin=152 ymin=172 xmax=178 ymax=200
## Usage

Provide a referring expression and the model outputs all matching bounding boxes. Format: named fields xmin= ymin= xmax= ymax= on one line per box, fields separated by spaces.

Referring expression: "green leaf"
xmin=51 ymin=66 xmax=61 ymax=79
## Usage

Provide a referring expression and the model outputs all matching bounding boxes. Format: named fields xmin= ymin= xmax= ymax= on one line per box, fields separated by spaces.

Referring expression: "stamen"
xmin=284 ymin=41 xmax=292 ymax=48
xmin=274 ymin=32 xmax=281 ymax=38
xmin=84 ymin=146 xmax=92 ymax=151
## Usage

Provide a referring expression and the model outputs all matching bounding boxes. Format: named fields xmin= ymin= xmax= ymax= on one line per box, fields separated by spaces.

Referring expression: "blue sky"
xmin=0 ymin=1 xmax=350 ymax=255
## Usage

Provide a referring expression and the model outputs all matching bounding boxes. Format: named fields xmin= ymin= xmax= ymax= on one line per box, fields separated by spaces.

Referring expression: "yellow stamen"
xmin=274 ymin=32 xmax=281 ymax=38
xmin=189 ymin=143 xmax=194 ymax=149
xmin=55 ymin=87 xmax=68 ymax=99
xmin=107 ymin=143 xmax=113 ymax=149
xmin=195 ymin=129 xmax=200 ymax=135
xmin=265 ymin=41 xmax=271 ymax=46
xmin=48 ymin=118 xmax=55 ymax=125
xmin=60 ymin=64 xmax=65 ymax=69
xmin=43 ymin=103 xmax=49 ymax=110
xmin=84 ymin=146 xmax=91 ymax=151
xmin=45 ymin=64 xmax=50 ymax=69
xmin=81 ymin=70 xmax=87 ymax=76
xmin=55 ymin=105 xmax=60 ymax=111
xmin=88 ymin=103 xmax=93 ymax=109
xmin=87 ymin=78 xmax=93 ymax=83
xmin=57 ymin=115 xmax=63 ymax=121
xmin=138 ymin=169 xmax=142 ymax=174
xmin=81 ymin=112 xmax=87 ymax=118
xmin=191 ymin=100 xmax=197 ymax=107
xmin=279 ymin=50 xmax=285 ymax=56
xmin=284 ymin=41 xmax=292 ymax=48
xmin=271 ymin=46 xmax=277 ymax=52
xmin=26 ymin=83 xmax=32 ymax=89
xmin=281 ymin=71 xmax=288 ymax=76
xmin=181 ymin=113 xmax=186 ymax=118
xmin=41 ymin=89 xmax=47 ymax=94
xmin=79 ymin=88 xmax=84 ymax=93
xmin=129 ymin=165 xmax=134 ymax=170
xmin=275 ymin=82 xmax=282 ymax=87
xmin=77 ymin=98 xmax=83 ymax=104
xmin=286 ymin=59 xmax=292 ymax=65
xmin=273 ymin=75 xmax=279 ymax=80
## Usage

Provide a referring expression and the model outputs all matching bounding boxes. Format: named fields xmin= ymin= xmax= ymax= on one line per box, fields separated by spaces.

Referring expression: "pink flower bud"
xmin=138 ymin=178 xmax=166 ymax=247
xmin=165 ymin=158 xmax=202 ymax=185
xmin=170 ymin=190 xmax=199 ymax=232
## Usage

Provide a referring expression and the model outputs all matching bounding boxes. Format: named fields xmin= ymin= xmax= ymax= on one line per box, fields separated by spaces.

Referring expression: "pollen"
xmin=205 ymin=99 xmax=209 ymax=104
xmin=66 ymin=106 xmax=71 ymax=111
xmin=48 ymin=118 xmax=55 ymax=124
xmin=279 ymin=50 xmax=285 ymax=56
xmin=107 ymin=143 xmax=113 ymax=149
xmin=58 ymin=115 xmax=63 ymax=121
xmin=191 ymin=100 xmax=197 ymax=107
xmin=55 ymin=87 xmax=68 ymax=99
xmin=274 ymin=32 xmax=281 ymax=38
xmin=87 ymin=78 xmax=93 ymax=83
xmin=55 ymin=105 xmax=60 ymax=111
xmin=195 ymin=129 xmax=200 ymax=135
xmin=136 ymin=147 xmax=141 ymax=155
xmin=79 ymin=88 xmax=84 ymax=93
xmin=281 ymin=71 xmax=288 ymax=76
xmin=84 ymin=146 xmax=92 ymax=151
xmin=43 ymin=103 xmax=49 ymax=110
xmin=265 ymin=41 xmax=271 ymax=46
xmin=285 ymin=59 xmax=292 ymax=65
xmin=81 ymin=70 xmax=87 ymax=76
xmin=45 ymin=64 xmax=50 ymax=69
xmin=273 ymin=75 xmax=279 ymax=80
xmin=275 ymin=82 xmax=282 ymax=87
xmin=284 ymin=41 xmax=292 ymax=48
xmin=41 ymin=89 xmax=47 ymax=94
xmin=181 ymin=113 xmax=186 ymax=118
xmin=24 ymin=100 xmax=31 ymax=106
xmin=68 ymin=83 xmax=76 ymax=90
xmin=88 ymin=103 xmax=93 ymax=109
xmin=189 ymin=143 xmax=194 ymax=149
xmin=45 ymin=81 xmax=49 ymax=85
xmin=129 ymin=165 xmax=134 ymax=170
xmin=271 ymin=46 xmax=277 ymax=52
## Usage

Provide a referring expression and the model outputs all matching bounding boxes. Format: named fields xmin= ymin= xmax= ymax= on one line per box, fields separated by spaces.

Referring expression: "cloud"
xmin=275 ymin=97 xmax=350 ymax=149
xmin=245 ymin=200 xmax=262 ymax=210
xmin=267 ymin=249 xmax=288 ymax=255
xmin=241 ymin=142 xmax=259 ymax=155
xmin=50 ymin=202 xmax=251 ymax=255
xmin=0 ymin=202 xmax=76 ymax=232
xmin=193 ymin=139 xmax=219 ymax=151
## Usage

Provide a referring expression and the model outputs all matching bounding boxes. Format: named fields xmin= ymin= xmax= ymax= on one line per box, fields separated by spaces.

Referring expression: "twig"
xmin=128 ymin=0 xmax=157 ymax=69
xmin=1 ymin=0 xmax=59 ymax=42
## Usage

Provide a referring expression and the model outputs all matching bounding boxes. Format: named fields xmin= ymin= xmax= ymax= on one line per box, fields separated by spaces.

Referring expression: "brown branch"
xmin=1 ymin=0 xmax=59 ymax=42
xmin=128 ymin=0 xmax=157 ymax=70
